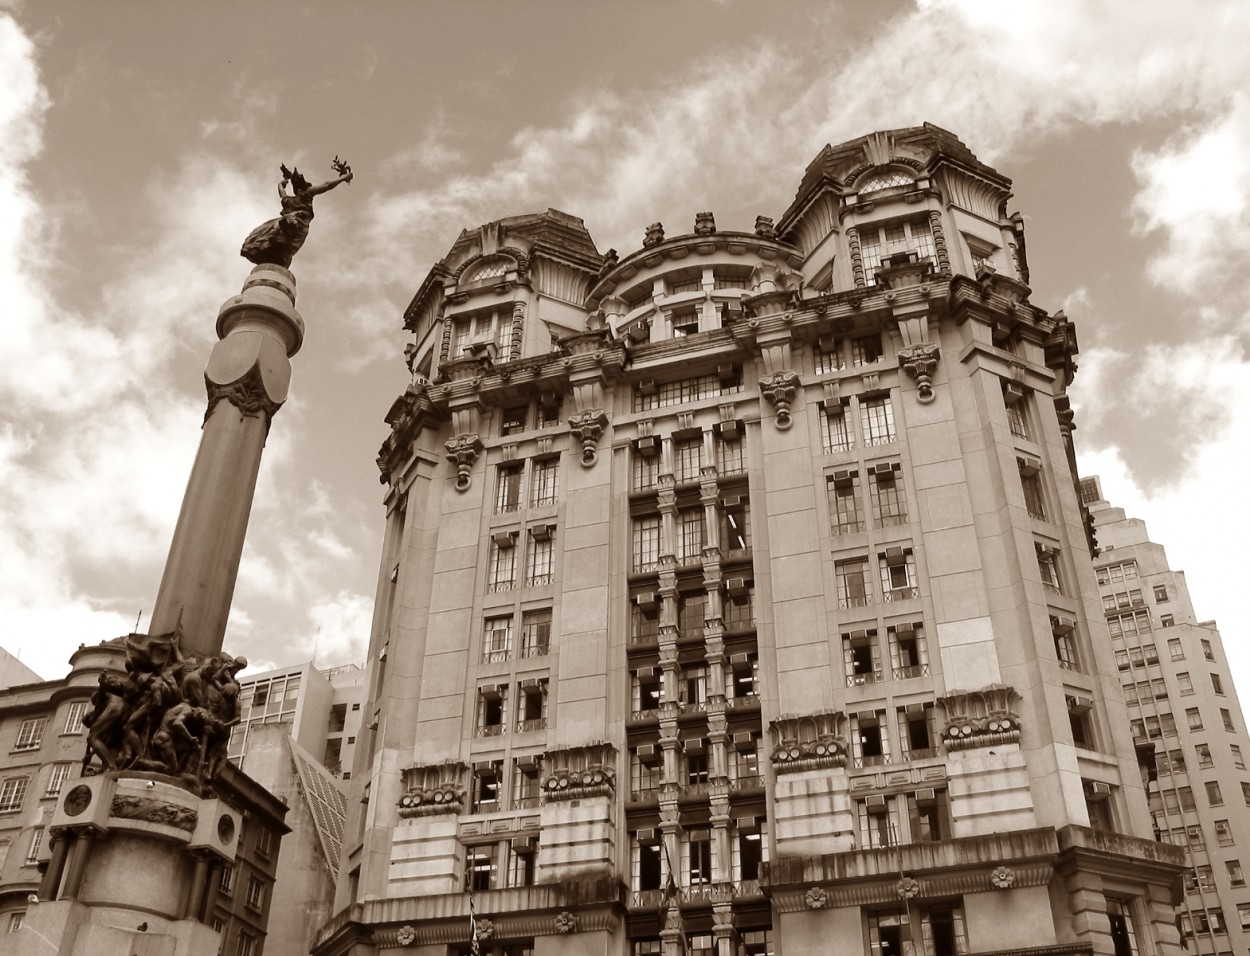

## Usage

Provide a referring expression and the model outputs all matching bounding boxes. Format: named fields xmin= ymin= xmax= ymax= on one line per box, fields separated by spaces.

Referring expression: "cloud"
xmin=1132 ymin=95 xmax=1250 ymax=301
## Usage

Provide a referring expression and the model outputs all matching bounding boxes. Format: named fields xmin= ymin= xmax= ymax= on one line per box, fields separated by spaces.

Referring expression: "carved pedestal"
xmin=24 ymin=772 xmax=239 ymax=955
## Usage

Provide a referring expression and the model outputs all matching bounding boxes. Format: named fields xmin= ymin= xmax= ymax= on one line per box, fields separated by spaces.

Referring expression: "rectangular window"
xmin=633 ymin=447 xmax=659 ymax=491
xmin=24 ymin=828 xmax=42 ymax=865
xmin=1222 ymin=708 xmax=1235 ymax=732
xmin=843 ymin=629 xmax=882 ymax=686
xmin=859 ymin=217 xmax=936 ymax=284
xmin=1196 ymin=743 xmax=1213 ymax=767
xmin=45 ymin=763 xmax=71 ymax=797
xmin=0 ymin=776 xmax=29 ymax=813
xmin=677 ymin=507 xmax=706 ymax=563
xmin=1212 ymin=673 xmax=1225 ymax=695
xmin=836 ymin=557 xmax=873 ymax=608
xmin=508 ymin=836 xmax=537 ymax=887
xmin=244 ymin=875 xmax=265 ymax=913
xmin=1106 ymin=898 xmax=1140 ymax=956
xmin=1206 ymin=781 xmax=1223 ymax=807
xmin=631 ymin=601 xmax=660 ymax=645
xmin=674 ymin=436 xmax=703 ymax=483
xmin=879 ymin=548 xmax=918 ymax=602
xmin=63 ymin=702 xmax=88 ymax=735
xmin=632 ymin=369 xmax=743 ymax=413
xmin=897 ymin=704 xmax=937 ymax=760
xmin=679 ymin=592 xmax=706 ymax=641
xmin=821 ymin=400 xmax=854 ymax=453
xmin=495 ymin=462 xmax=524 ymax=513
xmin=1036 ymin=545 xmax=1061 ymax=594
xmin=530 ymin=458 xmax=559 ymax=506
xmin=516 ymin=679 xmax=547 ymax=732
xmin=1168 ymin=637 xmax=1184 ymax=660
xmin=1226 ymin=860 xmax=1244 ymax=887
xmin=1052 ymin=617 xmax=1079 ymax=671
xmin=482 ymin=615 xmax=513 ymax=663
xmin=1153 ymin=584 xmax=1168 ymax=602
xmin=1005 ymin=385 xmax=1031 ymax=440
xmin=1215 ymin=819 xmax=1234 ymax=846
xmin=861 ymin=395 xmax=896 ymax=446
xmin=471 ymin=761 xmax=502 ymax=812
xmin=889 ymin=623 xmax=930 ymax=679
xmin=632 ymin=516 xmax=661 ymax=572
xmin=7 ymin=913 xmax=23 ymax=934
xmin=720 ymin=496 xmax=751 ymax=551
xmin=219 ymin=863 xmax=235 ymax=894
xmin=525 ymin=529 xmax=554 ymax=586
xmin=867 ymin=907 xmax=911 ymax=956
xmin=14 ymin=718 xmax=45 ymax=752
xmin=1187 ymin=708 xmax=1203 ymax=731
xmin=466 ymin=843 xmax=498 ymax=891
xmin=851 ymin=334 xmax=884 ymax=366
xmin=520 ymin=609 xmax=551 ymax=658
xmin=237 ymin=933 xmax=257 ymax=956
xmin=1020 ymin=467 xmax=1046 ymax=521
xmin=1177 ymin=672 xmax=1193 ymax=695
xmin=1097 ymin=561 xmax=1139 ymax=585
xmin=714 ymin=430 xmax=746 ymax=475
xmin=1108 ymin=610 xmax=1151 ymax=638
xmin=632 ymin=837 xmax=663 ymax=892
xmin=869 ymin=462 xmax=906 ymax=526
xmin=1202 ymin=638 xmax=1215 ymax=661
xmin=686 ymin=829 xmax=713 ymax=885
xmin=536 ymin=395 xmax=562 ymax=429
xmin=859 ymin=797 xmax=901 ymax=849
xmin=488 ymin=537 xmax=517 ymax=592
xmin=513 ymin=759 xmax=541 ymax=809
xmin=851 ymin=711 xmax=890 ymax=768
xmin=1232 ymin=744 xmax=1244 ymax=769
xmin=827 ymin=470 xmax=864 ymax=534
xmin=814 ymin=340 xmax=846 ymax=374
xmin=476 ymin=687 xmax=507 ymax=737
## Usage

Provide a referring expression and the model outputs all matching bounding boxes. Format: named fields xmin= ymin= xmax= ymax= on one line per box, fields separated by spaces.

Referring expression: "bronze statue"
xmin=81 ymin=626 xmax=249 ymax=793
xmin=240 ymin=157 xmax=353 ymax=268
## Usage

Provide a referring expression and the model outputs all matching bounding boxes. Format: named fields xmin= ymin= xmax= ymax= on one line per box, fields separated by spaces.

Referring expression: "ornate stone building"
xmin=1082 ymin=477 xmax=1250 ymax=955
xmin=315 ymin=125 xmax=1185 ymax=956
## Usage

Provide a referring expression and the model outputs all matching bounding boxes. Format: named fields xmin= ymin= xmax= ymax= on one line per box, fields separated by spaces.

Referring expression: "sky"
xmin=1 ymin=0 xmax=1248 ymax=692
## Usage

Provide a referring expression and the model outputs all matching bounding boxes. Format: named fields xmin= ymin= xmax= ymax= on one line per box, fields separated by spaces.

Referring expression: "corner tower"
xmin=320 ymin=127 xmax=1184 ymax=956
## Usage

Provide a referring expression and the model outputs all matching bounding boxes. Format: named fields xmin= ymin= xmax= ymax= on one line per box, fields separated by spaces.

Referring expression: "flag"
xmin=469 ymin=891 xmax=480 ymax=956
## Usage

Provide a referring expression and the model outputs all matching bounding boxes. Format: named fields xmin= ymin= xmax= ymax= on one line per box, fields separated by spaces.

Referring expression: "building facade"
xmin=229 ymin=662 xmax=367 ymax=781
xmin=317 ymin=125 xmax=1185 ymax=956
xmin=1083 ymin=477 xmax=1250 ymax=954
xmin=0 ymin=641 xmax=289 ymax=954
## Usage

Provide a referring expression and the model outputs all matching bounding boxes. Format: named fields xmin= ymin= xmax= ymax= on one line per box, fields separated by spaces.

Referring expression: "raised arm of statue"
xmin=240 ymin=156 xmax=355 ymax=269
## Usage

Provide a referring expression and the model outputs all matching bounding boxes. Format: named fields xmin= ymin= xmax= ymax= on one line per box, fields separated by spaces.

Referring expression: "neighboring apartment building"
xmin=0 ymin=639 xmax=289 ymax=953
xmin=230 ymin=662 xmax=367 ymax=780
xmin=315 ymin=125 xmax=1185 ymax=956
xmin=1083 ymin=477 xmax=1250 ymax=954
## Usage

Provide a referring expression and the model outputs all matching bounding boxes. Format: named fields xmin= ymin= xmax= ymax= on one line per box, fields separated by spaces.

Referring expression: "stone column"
xmin=148 ymin=264 xmax=304 ymax=658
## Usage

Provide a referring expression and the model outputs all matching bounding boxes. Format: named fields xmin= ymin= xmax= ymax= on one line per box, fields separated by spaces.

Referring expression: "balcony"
xmin=482 ymin=648 xmax=511 ymax=664
xmin=520 ymin=642 xmax=549 ymax=659
xmin=516 ymin=718 xmax=547 ymax=733
xmin=893 ymin=664 xmax=929 ymax=680
xmin=726 ymin=695 xmax=760 ymax=714
xmin=884 ymin=587 xmax=918 ymax=602
xmin=846 ymin=671 xmax=883 ymax=687
xmin=477 ymin=724 xmax=505 ymax=738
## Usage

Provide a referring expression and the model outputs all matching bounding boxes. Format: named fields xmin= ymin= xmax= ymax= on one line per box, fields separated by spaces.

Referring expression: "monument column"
xmin=148 ymin=263 xmax=303 ymax=658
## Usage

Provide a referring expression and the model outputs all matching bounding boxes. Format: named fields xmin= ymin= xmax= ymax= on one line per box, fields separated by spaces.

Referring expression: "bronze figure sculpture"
xmin=240 ymin=157 xmax=353 ymax=268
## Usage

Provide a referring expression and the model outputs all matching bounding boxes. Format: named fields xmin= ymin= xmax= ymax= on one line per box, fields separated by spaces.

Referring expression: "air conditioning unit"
xmin=636 ymin=434 xmax=661 ymax=457
xmin=722 ymin=495 xmax=744 ymax=508
xmin=725 ymin=577 xmax=749 ymax=598
xmin=718 ymin=419 xmax=742 ymax=441
xmin=884 ymin=547 xmax=907 ymax=567
xmin=467 ymin=339 xmax=498 ymax=361
xmin=637 ymin=828 xmax=661 ymax=845
xmin=492 ymin=530 xmax=516 ymax=548
xmin=683 ymin=738 xmax=707 ymax=755
xmin=480 ymin=685 xmax=503 ymax=701
xmin=865 ymin=794 xmax=888 ymax=815
xmin=1085 ymin=781 xmax=1112 ymax=800
xmin=519 ymin=678 xmax=545 ymax=691
xmin=1051 ymin=616 xmax=1075 ymax=635
xmin=633 ymin=591 xmax=660 ymax=609
xmin=873 ymin=462 xmax=895 ymax=477
xmin=639 ymin=379 xmax=658 ymax=396
xmin=1067 ymin=695 xmax=1093 ymax=714
xmin=473 ymin=760 xmax=498 ymax=773
xmin=729 ymin=652 xmax=754 ymax=672
xmin=733 ymin=732 xmax=756 ymax=753
xmin=832 ymin=469 xmax=855 ymax=489
xmin=512 ymin=835 xmax=537 ymax=853
xmin=636 ymin=744 xmax=660 ymax=765
xmin=516 ymin=755 xmax=539 ymax=772
xmin=914 ymin=788 xmax=937 ymax=808
xmin=717 ymin=364 xmax=737 ymax=384
xmin=529 ymin=524 xmax=553 ymax=542
xmin=636 ymin=666 xmax=660 ymax=681
xmin=892 ymin=623 xmax=915 ymax=638
xmin=1003 ymin=381 xmax=1026 ymax=405
xmin=735 ymin=815 xmax=759 ymax=831
xmin=1017 ymin=455 xmax=1042 ymax=477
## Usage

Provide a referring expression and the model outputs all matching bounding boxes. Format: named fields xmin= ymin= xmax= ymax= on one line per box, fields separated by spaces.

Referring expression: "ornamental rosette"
xmin=555 ymin=911 xmax=578 ymax=934
xmin=476 ymin=918 xmax=495 ymax=940
xmin=990 ymin=865 xmax=1016 ymax=889
xmin=805 ymin=887 xmax=829 ymax=910
xmin=896 ymin=877 xmax=920 ymax=900
xmin=396 ymin=925 xmax=417 ymax=946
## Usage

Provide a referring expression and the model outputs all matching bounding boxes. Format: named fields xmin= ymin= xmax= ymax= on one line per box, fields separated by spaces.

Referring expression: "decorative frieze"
xmin=541 ymin=742 xmax=617 ymax=803
xmin=769 ymin=711 xmax=848 ymax=773
xmin=397 ymin=761 xmax=468 ymax=817
xmin=938 ymin=685 xmax=1022 ymax=751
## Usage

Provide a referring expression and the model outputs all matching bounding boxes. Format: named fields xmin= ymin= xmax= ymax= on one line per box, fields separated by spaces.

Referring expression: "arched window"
xmin=461 ymin=256 xmax=514 ymax=283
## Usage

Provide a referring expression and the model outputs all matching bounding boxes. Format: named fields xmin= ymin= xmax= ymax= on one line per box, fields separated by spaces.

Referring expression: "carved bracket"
xmin=769 ymin=711 xmax=848 ymax=774
xmin=445 ymin=434 xmax=484 ymax=491
xmin=398 ymin=761 xmax=468 ymax=817
xmin=759 ymin=371 xmax=801 ymax=430
xmin=938 ymin=684 xmax=1022 ymax=751
xmin=541 ymin=742 xmax=616 ymax=802
xmin=567 ymin=409 xmax=609 ymax=467
xmin=899 ymin=343 xmax=941 ymax=404
xmin=204 ymin=362 xmax=283 ymax=430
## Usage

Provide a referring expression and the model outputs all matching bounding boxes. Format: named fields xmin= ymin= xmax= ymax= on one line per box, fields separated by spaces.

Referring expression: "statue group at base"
xmin=82 ymin=628 xmax=246 ymax=793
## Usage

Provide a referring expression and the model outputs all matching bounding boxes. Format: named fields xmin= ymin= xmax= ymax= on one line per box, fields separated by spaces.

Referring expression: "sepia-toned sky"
xmin=1 ymin=1 xmax=1248 ymax=692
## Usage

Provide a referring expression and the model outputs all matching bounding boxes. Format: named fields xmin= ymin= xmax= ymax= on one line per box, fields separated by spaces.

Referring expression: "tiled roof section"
xmin=287 ymin=736 xmax=348 ymax=879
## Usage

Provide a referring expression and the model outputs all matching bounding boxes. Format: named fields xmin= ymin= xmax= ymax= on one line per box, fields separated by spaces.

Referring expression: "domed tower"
xmin=321 ymin=128 xmax=1184 ymax=956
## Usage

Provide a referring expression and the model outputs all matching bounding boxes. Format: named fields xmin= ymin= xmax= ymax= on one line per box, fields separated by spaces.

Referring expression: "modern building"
xmin=316 ymin=125 xmax=1185 ymax=956
xmin=0 ymin=640 xmax=289 ymax=953
xmin=230 ymin=662 xmax=367 ymax=781
xmin=1083 ymin=477 xmax=1250 ymax=954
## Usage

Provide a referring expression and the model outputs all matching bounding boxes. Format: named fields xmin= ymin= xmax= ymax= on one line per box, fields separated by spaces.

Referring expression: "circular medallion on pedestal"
xmin=64 ymin=784 xmax=93 ymax=817
xmin=217 ymin=814 xmax=236 ymax=844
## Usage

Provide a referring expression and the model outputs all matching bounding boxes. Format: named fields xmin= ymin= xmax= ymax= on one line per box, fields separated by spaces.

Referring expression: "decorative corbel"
xmin=568 ymin=409 xmax=609 ymax=466
xmin=445 ymin=434 xmax=484 ymax=491
xmin=759 ymin=371 xmax=801 ymax=430
xmin=898 ymin=343 xmax=941 ymax=404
